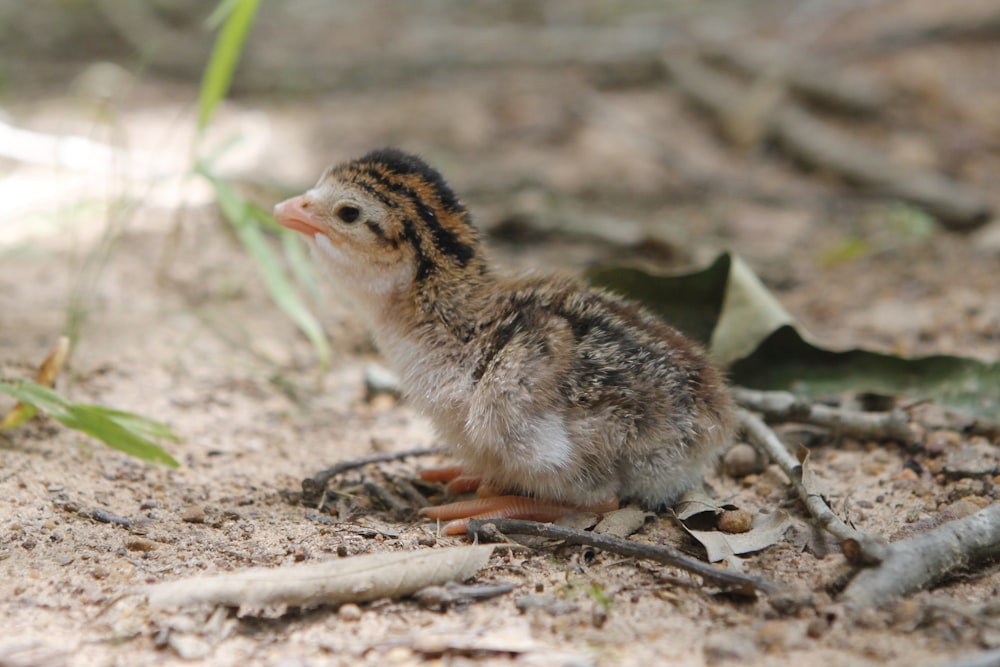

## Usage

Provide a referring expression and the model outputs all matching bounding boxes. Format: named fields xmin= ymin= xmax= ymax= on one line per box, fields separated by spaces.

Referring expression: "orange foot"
xmin=418 ymin=465 xmax=484 ymax=495
xmin=418 ymin=466 xmax=618 ymax=535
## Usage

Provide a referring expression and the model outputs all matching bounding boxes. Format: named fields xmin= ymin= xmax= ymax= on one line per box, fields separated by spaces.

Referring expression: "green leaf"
xmin=588 ymin=253 xmax=1000 ymax=421
xmin=202 ymin=171 xmax=331 ymax=371
xmin=197 ymin=0 xmax=261 ymax=132
xmin=587 ymin=256 xmax=730 ymax=347
xmin=75 ymin=405 xmax=182 ymax=443
xmin=0 ymin=380 xmax=180 ymax=467
xmin=729 ymin=326 xmax=1000 ymax=419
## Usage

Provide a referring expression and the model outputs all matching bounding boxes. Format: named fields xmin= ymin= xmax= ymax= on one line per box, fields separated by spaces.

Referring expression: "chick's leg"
xmin=418 ymin=466 xmax=487 ymax=494
xmin=422 ymin=496 xmax=620 ymax=536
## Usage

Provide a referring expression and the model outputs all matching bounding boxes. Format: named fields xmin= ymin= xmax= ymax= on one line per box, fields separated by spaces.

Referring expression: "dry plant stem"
xmin=386 ymin=474 xmax=431 ymax=508
xmin=731 ymin=387 xmax=918 ymax=447
xmin=841 ymin=503 xmax=1000 ymax=607
xmin=302 ymin=447 xmax=442 ymax=502
xmin=662 ymin=54 xmax=991 ymax=230
xmin=466 ymin=518 xmax=776 ymax=596
xmin=363 ymin=480 xmax=411 ymax=515
xmin=737 ymin=408 xmax=887 ymax=563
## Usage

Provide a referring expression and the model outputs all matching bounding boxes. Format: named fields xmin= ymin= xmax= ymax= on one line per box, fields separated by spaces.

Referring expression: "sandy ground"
xmin=2 ymin=2 xmax=1000 ymax=666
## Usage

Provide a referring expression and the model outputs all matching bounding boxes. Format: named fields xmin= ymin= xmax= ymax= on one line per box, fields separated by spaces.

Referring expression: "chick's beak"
xmin=273 ymin=195 xmax=327 ymax=237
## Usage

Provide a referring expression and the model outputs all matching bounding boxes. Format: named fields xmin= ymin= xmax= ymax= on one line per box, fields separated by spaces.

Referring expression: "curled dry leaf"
xmin=680 ymin=510 xmax=793 ymax=568
xmin=147 ymin=545 xmax=494 ymax=611
xmin=673 ymin=486 xmax=737 ymax=522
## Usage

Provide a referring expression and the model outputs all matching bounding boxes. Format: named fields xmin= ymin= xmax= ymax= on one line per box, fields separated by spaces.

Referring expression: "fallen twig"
xmin=362 ymin=480 xmax=412 ymax=515
xmin=737 ymin=408 xmax=888 ymax=564
xmin=662 ymin=54 xmax=991 ymax=230
xmin=732 ymin=387 xmax=919 ymax=447
xmin=386 ymin=474 xmax=431 ymax=508
xmin=841 ymin=503 xmax=1000 ymax=607
xmin=146 ymin=545 xmax=494 ymax=610
xmin=466 ymin=518 xmax=776 ymax=596
xmin=413 ymin=581 xmax=515 ymax=608
xmin=302 ymin=447 xmax=442 ymax=502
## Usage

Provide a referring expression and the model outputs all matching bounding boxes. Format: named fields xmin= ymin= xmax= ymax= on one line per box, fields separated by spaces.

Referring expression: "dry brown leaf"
xmin=147 ymin=545 xmax=494 ymax=611
xmin=681 ymin=511 xmax=793 ymax=568
xmin=593 ymin=506 xmax=648 ymax=538
xmin=673 ymin=486 xmax=737 ymax=522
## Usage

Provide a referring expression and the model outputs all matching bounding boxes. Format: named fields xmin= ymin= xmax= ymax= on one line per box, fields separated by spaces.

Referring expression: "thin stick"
xmin=841 ymin=503 xmax=1000 ymax=607
xmin=738 ymin=408 xmax=887 ymax=563
xmin=386 ymin=474 xmax=431 ymax=509
xmin=302 ymin=447 xmax=443 ymax=502
xmin=362 ymin=481 xmax=412 ymax=515
xmin=732 ymin=387 xmax=919 ymax=447
xmin=466 ymin=518 xmax=776 ymax=596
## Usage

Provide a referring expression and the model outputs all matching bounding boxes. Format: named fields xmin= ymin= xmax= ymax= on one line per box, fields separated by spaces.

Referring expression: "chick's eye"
xmin=336 ymin=205 xmax=360 ymax=223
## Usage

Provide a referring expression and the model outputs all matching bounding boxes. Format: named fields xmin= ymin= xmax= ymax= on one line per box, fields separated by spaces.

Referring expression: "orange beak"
xmin=273 ymin=195 xmax=326 ymax=237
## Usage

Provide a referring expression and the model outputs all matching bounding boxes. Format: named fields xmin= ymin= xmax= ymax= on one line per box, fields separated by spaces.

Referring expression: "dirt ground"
xmin=1 ymin=2 xmax=999 ymax=666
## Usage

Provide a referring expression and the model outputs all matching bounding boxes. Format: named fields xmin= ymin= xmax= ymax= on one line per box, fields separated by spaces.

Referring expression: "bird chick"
xmin=274 ymin=148 xmax=737 ymax=533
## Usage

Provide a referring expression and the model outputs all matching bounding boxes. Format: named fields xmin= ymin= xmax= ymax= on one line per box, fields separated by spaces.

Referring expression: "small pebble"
xmin=126 ymin=538 xmax=157 ymax=552
xmin=806 ymin=617 xmax=829 ymax=639
xmin=181 ymin=506 xmax=207 ymax=524
xmin=718 ymin=509 xmax=752 ymax=534
xmin=338 ymin=603 xmax=362 ymax=621
xmin=723 ymin=443 xmax=767 ymax=478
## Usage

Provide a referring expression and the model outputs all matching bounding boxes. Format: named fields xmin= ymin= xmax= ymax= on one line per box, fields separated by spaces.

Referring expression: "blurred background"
xmin=1 ymin=6 xmax=998 ymax=662
xmin=2 ymin=0 xmax=999 ymax=373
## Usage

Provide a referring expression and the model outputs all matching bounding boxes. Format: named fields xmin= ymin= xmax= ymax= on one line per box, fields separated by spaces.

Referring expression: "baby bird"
xmin=274 ymin=148 xmax=737 ymax=534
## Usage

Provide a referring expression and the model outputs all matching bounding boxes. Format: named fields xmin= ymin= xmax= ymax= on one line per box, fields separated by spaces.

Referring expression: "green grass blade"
xmin=0 ymin=380 xmax=180 ymax=467
xmin=204 ymin=0 xmax=243 ymax=29
xmin=204 ymin=174 xmax=332 ymax=371
xmin=75 ymin=405 xmax=182 ymax=442
xmin=197 ymin=0 xmax=261 ymax=132
xmin=60 ymin=405 xmax=181 ymax=468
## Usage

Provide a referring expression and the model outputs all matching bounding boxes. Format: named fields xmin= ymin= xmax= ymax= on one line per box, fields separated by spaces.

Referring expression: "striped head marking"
xmin=274 ymin=148 xmax=480 ymax=294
